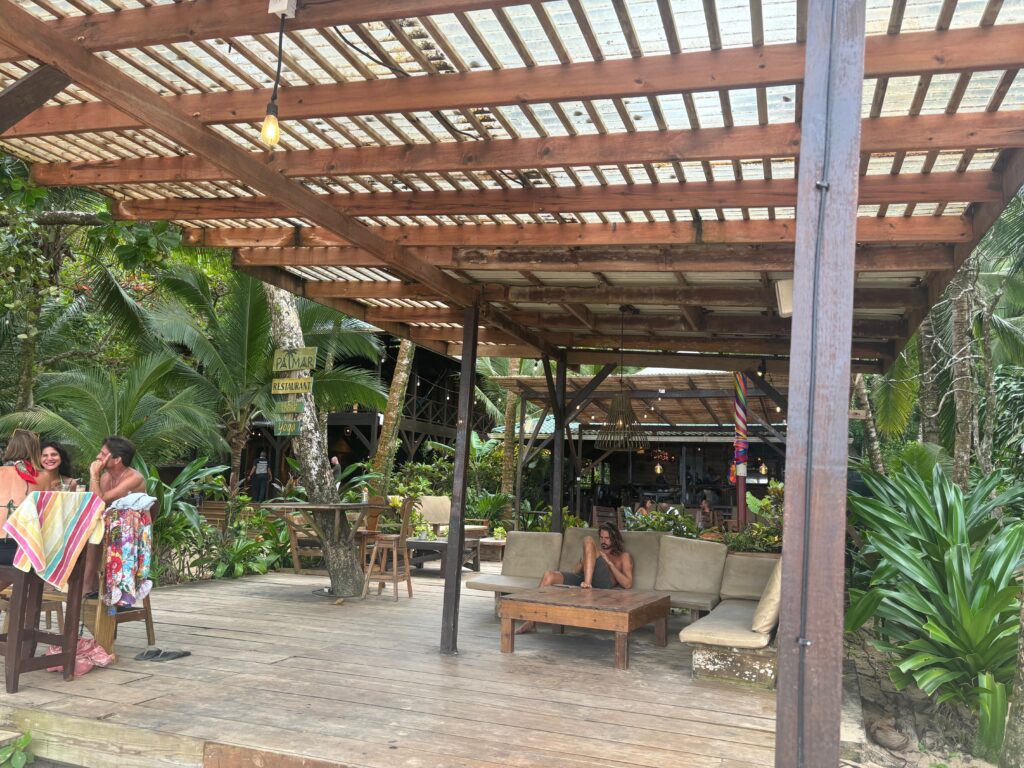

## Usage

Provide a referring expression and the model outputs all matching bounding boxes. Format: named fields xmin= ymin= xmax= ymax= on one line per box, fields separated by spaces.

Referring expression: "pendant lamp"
xmin=595 ymin=305 xmax=650 ymax=452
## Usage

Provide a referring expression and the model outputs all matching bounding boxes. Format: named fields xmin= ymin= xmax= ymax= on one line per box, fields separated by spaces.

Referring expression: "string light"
xmin=260 ymin=15 xmax=287 ymax=147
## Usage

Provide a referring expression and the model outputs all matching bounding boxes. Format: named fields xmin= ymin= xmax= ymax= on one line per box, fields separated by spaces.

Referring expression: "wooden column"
xmin=775 ymin=0 xmax=866 ymax=766
xmin=514 ymin=395 xmax=526 ymax=530
xmin=440 ymin=305 xmax=479 ymax=656
xmin=551 ymin=359 xmax=567 ymax=531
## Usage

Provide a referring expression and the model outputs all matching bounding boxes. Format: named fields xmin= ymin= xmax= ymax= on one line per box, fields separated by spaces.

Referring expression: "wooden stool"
xmin=0 ymin=558 xmax=86 ymax=693
xmin=0 ymin=590 xmax=64 ymax=634
xmin=361 ymin=535 xmax=412 ymax=600
xmin=83 ymin=594 xmax=155 ymax=654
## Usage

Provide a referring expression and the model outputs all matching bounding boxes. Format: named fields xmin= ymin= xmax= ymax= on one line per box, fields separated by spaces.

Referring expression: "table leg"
xmin=501 ymin=617 xmax=514 ymax=654
xmin=471 ymin=544 xmax=480 ymax=572
xmin=551 ymin=624 xmax=564 ymax=634
xmin=655 ymin=614 xmax=668 ymax=647
xmin=615 ymin=632 xmax=630 ymax=670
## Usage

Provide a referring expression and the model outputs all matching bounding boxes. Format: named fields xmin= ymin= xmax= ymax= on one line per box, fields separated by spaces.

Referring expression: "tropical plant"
xmin=0 ymin=730 xmax=33 ymax=767
xmin=149 ymin=266 xmax=385 ymax=491
xmin=426 ymin=433 xmax=500 ymax=494
xmin=726 ymin=481 xmax=784 ymax=552
xmin=468 ymin=490 xmax=514 ymax=531
xmin=0 ymin=353 xmax=224 ymax=464
xmin=624 ymin=506 xmax=699 ymax=539
xmin=847 ymin=463 xmax=1024 ymax=758
xmin=192 ymin=512 xmax=283 ymax=579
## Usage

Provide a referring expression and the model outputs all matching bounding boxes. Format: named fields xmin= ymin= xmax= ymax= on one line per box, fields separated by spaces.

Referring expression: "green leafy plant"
xmin=624 ymin=506 xmax=698 ymax=539
xmin=492 ymin=526 xmax=507 ymax=540
xmin=0 ymin=731 xmax=33 ymax=767
xmin=726 ymin=481 xmax=784 ymax=552
xmin=469 ymin=490 xmax=513 ymax=531
xmin=847 ymin=463 xmax=1024 ymax=757
xmin=193 ymin=519 xmax=282 ymax=579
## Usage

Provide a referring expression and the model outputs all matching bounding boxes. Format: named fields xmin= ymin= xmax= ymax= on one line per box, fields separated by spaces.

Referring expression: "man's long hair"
xmin=599 ymin=522 xmax=625 ymax=555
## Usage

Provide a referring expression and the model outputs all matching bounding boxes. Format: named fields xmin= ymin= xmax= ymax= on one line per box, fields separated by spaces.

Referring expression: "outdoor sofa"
xmin=465 ymin=529 xmax=781 ymax=685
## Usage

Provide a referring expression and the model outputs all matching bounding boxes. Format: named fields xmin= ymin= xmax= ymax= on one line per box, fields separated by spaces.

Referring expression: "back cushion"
xmin=751 ymin=560 xmax=783 ymax=633
xmin=416 ymin=496 xmax=451 ymax=526
xmin=501 ymin=532 xmax=563 ymax=579
xmin=654 ymin=536 xmax=728 ymax=593
xmin=559 ymin=527 xmax=599 ymax=571
xmin=622 ymin=531 xmax=663 ymax=591
xmin=720 ymin=552 xmax=782 ymax=600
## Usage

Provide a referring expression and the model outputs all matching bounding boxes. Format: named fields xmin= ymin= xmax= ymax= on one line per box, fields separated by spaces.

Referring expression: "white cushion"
xmin=656 ymin=590 xmax=721 ymax=611
xmin=654 ymin=536 xmax=728 ymax=593
xmin=501 ymin=531 xmax=562 ymax=579
xmin=416 ymin=496 xmax=452 ymax=526
xmin=679 ymin=600 xmax=772 ymax=649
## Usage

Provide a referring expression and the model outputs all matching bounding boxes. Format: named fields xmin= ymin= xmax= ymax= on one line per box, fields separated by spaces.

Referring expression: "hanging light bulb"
xmin=775 ymin=405 xmax=782 ymax=413
xmin=654 ymin=462 xmax=663 ymax=475
xmin=260 ymin=15 xmax=287 ymax=147
xmin=759 ymin=461 xmax=768 ymax=476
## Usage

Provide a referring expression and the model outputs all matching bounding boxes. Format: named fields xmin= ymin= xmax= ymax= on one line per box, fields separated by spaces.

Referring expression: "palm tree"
xmin=150 ymin=266 xmax=386 ymax=490
xmin=0 ymin=352 xmax=223 ymax=465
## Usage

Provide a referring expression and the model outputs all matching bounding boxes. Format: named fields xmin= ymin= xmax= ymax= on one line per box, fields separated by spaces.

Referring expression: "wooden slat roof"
xmin=3 ymin=0 xmax=1023 ymax=372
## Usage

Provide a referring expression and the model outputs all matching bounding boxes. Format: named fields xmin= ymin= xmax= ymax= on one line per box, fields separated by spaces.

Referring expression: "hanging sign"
xmin=274 ymin=420 xmax=303 ymax=436
xmin=271 ymin=377 xmax=313 ymax=394
xmin=849 ymin=409 xmax=868 ymax=420
xmin=277 ymin=400 xmax=306 ymax=415
xmin=273 ymin=347 xmax=318 ymax=371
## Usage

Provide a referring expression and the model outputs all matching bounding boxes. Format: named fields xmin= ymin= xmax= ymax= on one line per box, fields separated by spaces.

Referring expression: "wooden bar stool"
xmin=360 ymin=499 xmax=414 ymax=601
xmin=0 ymin=557 xmax=86 ymax=693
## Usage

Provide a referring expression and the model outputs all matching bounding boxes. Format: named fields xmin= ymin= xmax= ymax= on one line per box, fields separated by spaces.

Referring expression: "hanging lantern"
xmin=595 ymin=306 xmax=650 ymax=452
xmin=654 ymin=462 xmax=664 ymax=475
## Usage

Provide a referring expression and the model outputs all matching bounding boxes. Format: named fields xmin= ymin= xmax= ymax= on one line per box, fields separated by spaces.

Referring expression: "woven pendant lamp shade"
xmin=596 ymin=391 xmax=650 ymax=451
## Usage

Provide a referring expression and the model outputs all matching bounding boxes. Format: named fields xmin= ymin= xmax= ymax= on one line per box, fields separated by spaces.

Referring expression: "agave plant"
xmin=847 ymin=463 xmax=1024 ymax=757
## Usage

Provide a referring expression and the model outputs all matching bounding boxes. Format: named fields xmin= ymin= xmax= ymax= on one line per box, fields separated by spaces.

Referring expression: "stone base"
xmin=479 ymin=538 xmax=506 ymax=562
xmin=690 ymin=643 xmax=777 ymax=688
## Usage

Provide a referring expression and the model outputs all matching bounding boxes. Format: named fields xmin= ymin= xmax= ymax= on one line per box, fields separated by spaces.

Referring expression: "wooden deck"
xmin=0 ymin=565 xmax=776 ymax=768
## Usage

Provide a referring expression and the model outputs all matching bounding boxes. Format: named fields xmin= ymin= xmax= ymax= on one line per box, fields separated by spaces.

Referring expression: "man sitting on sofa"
xmin=515 ymin=522 xmax=634 ymax=634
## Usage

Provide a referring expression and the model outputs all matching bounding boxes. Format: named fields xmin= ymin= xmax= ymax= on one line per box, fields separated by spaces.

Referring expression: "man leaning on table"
xmin=515 ymin=522 xmax=634 ymax=634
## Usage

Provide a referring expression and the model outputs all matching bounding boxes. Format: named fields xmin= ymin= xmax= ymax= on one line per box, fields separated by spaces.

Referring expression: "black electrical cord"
xmin=270 ymin=14 xmax=286 ymax=106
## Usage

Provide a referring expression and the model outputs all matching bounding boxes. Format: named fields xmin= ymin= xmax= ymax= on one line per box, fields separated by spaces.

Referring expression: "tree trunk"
xmin=950 ymin=268 xmax=974 ymax=490
xmin=14 ymin=305 xmax=38 ymax=411
xmin=226 ymin=428 xmax=247 ymax=499
xmin=979 ymin=297 xmax=1002 ymax=476
xmin=854 ymin=374 xmax=885 ymax=474
xmin=263 ymin=283 xmax=363 ymax=596
xmin=918 ymin=312 xmax=941 ymax=445
xmin=1000 ymin=597 xmax=1024 ymax=768
xmin=500 ymin=358 xmax=520 ymax=495
xmin=370 ymin=338 xmax=415 ymax=494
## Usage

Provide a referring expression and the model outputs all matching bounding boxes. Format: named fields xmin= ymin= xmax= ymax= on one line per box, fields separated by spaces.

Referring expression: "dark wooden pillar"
xmin=550 ymin=358 xmax=566 ymax=532
xmin=775 ymin=0 xmax=866 ymax=765
xmin=514 ymin=394 xmax=526 ymax=530
xmin=440 ymin=305 xmax=479 ymax=656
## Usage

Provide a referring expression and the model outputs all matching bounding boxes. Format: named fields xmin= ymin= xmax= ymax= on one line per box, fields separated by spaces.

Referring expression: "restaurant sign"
xmin=271 ymin=377 xmax=313 ymax=395
xmin=273 ymin=346 xmax=318 ymax=371
xmin=276 ymin=400 xmax=306 ymax=415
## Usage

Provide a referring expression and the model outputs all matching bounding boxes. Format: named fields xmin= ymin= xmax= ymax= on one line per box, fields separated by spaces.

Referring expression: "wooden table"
xmin=406 ymin=538 xmax=481 ymax=573
xmin=499 ymin=587 xmax=670 ymax=670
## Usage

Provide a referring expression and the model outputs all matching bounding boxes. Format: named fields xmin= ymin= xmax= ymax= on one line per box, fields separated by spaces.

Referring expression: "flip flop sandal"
xmin=134 ymin=648 xmax=162 ymax=661
xmin=152 ymin=650 xmax=191 ymax=662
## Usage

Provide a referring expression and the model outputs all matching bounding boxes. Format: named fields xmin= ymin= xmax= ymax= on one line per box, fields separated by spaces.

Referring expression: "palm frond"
xmin=871 ymin=344 xmax=920 ymax=438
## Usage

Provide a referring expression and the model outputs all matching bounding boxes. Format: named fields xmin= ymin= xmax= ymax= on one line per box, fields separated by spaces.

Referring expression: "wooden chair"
xmin=0 ymin=558 xmax=86 ymax=693
xmin=361 ymin=498 xmax=414 ymax=600
xmin=591 ymin=505 xmax=624 ymax=530
xmin=356 ymin=496 xmax=388 ymax=572
xmin=82 ymin=500 xmax=158 ymax=655
xmin=284 ymin=511 xmax=324 ymax=575
xmin=0 ymin=589 xmax=64 ymax=633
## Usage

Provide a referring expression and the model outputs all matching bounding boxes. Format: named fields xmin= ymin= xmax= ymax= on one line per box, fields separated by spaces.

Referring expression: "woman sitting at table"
xmin=39 ymin=441 xmax=78 ymax=492
xmin=0 ymin=429 xmax=42 ymax=565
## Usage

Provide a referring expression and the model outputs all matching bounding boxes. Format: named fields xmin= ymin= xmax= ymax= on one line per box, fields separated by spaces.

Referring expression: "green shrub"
xmin=847 ymin=463 xmax=1024 ymax=758
xmin=624 ymin=507 xmax=698 ymax=539
xmin=0 ymin=731 xmax=32 ymax=767
xmin=727 ymin=480 xmax=784 ymax=552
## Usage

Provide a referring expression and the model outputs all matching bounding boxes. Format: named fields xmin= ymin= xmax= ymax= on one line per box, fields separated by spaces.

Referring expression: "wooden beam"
xmin=303 ymin=281 xmax=441 ymax=300
xmin=6 ymin=23 xmax=1023 ymax=138
xmin=112 ymin=174 xmax=1000 ymax=220
xmin=32 ymin=110 xmax=1024 ymax=187
xmin=745 ymin=371 xmax=790 ymax=412
xmin=775 ymin=0 xmax=865 ymax=762
xmin=0 ymin=2 xmax=528 ymax=64
xmin=0 ymin=1 xmax=547 ymax=358
xmin=0 ymin=65 xmax=70 ymax=133
xmin=234 ymin=244 xmax=955 ymax=273
xmin=440 ymin=304 xmax=480 ymax=655
xmin=564 ymin=349 xmax=883 ymax=374
xmin=487 ymin=285 xmax=924 ymax=309
xmin=185 ymin=217 xmax=973 ymax=249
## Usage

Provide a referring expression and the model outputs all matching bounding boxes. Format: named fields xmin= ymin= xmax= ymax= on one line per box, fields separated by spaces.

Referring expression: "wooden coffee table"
xmin=498 ymin=587 xmax=670 ymax=670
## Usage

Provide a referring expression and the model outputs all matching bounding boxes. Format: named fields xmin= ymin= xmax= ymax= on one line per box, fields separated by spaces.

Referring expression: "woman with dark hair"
xmin=0 ymin=429 xmax=42 ymax=564
xmin=39 ymin=441 xmax=77 ymax=492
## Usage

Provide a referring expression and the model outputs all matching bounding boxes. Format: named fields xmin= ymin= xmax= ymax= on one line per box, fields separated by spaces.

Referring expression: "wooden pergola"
xmin=1 ymin=1 xmax=1022 ymax=764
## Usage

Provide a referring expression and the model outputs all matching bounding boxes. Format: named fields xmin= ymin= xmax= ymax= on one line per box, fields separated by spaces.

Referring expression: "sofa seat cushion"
xmin=465 ymin=574 xmax=539 ymax=593
xmin=656 ymin=590 xmax=721 ymax=611
xmin=720 ymin=552 xmax=781 ymax=601
xmin=654 ymin=536 xmax=728 ymax=594
xmin=679 ymin=599 xmax=772 ymax=649
xmin=501 ymin=531 xmax=563 ymax=579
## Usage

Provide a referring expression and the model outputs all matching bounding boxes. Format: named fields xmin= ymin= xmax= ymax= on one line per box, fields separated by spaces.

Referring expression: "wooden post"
xmin=514 ymin=395 xmax=526 ymax=530
xmin=775 ymin=0 xmax=866 ymax=766
xmin=440 ymin=305 xmax=479 ymax=656
xmin=551 ymin=359 xmax=567 ymax=531
xmin=737 ymin=474 xmax=747 ymax=529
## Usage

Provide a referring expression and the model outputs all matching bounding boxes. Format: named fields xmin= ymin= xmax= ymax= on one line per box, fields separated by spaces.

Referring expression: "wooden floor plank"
xmin=0 ymin=567 xmax=776 ymax=768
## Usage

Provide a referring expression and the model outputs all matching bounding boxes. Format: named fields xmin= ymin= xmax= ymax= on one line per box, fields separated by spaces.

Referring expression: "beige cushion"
xmin=720 ymin=552 xmax=781 ymax=601
xmin=464 ymin=525 xmax=488 ymax=539
xmin=558 ymin=527 xmax=599 ymax=571
xmin=465 ymin=574 xmax=539 ymax=594
xmin=654 ymin=536 xmax=728 ymax=594
xmin=679 ymin=599 xmax=772 ymax=649
xmin=501 ymin=531 xmax=562 ymax=579
xmin=416 ymin=496 xmax=452 ymax=526
xmin=656 ymin=590 xmax=721 ymax=611
xmin=622 ymin=531 xmax=662 ymax=591
xmin=751 ymin=560 xmax=782 ymax=633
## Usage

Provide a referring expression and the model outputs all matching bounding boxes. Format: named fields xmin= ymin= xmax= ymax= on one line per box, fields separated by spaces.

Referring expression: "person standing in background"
xmin=247 ymin=450 xmax=272 ymax=503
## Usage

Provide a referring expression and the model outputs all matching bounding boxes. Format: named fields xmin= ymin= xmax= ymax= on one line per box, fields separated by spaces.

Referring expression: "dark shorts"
xmin=560 ymin=557 xmax=618 ymax=589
